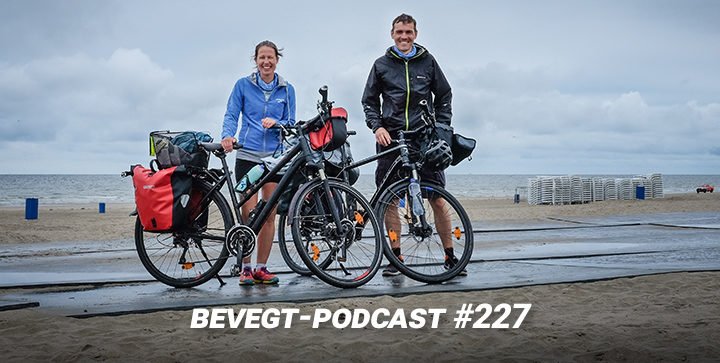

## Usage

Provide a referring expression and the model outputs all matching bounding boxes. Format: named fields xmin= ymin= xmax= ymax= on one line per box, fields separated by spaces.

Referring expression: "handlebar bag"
xmin=132 ymin=164 xmax=193 ymax=232
xmin=450 ymin=133 xmax=476 ymax=166
xmin=309 ymin=107 xmax=348 ymax=151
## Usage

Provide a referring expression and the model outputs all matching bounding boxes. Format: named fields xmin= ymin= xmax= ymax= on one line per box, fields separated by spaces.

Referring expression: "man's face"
xmin=391 ymin=21 xmax=417 ymax=54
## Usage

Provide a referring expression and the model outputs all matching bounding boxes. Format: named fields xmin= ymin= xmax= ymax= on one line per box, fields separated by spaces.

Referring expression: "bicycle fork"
xmin=408 ymin=171 xmax=433 ymax=238
xmin=317 ymin=170 xmax=353 ymax=273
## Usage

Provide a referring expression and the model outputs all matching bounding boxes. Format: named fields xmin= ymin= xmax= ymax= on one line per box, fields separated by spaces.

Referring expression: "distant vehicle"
xmin=696 ymin=184 xmax=714 ymax=193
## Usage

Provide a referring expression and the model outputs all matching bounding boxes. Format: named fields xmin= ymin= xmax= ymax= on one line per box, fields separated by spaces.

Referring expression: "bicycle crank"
xmin=226 ymin=224 xmax=257 ymax=258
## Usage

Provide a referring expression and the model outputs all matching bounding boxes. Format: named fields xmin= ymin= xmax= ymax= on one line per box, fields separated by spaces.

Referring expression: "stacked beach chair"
xmin=526 ymin=174 xmax=664 ymax=205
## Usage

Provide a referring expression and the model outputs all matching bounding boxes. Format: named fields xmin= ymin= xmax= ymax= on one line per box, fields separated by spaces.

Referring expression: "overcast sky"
xmin=1 ymin=0 xmax=718 ymax=175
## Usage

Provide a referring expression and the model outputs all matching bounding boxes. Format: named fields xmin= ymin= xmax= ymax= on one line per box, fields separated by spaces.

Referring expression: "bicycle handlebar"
xmin=319 ymin=85 xmax=328 ymax=104
xmin=287 ymin=85 xmax=333 ymax=133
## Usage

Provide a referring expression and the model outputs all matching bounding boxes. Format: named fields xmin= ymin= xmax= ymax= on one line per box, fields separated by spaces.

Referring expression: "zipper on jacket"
xmin=263 ymin=101 xmax=268 ymax=151
xmin=389 ymin=50 xmax=414 ymax=131
xmin=404 ymin=60 xmax=410 ymax=130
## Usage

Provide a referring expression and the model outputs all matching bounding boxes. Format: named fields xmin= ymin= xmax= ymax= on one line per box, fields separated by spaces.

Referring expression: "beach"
xmin=0 ymin=193 xmax=719 ymax=361
xmin=1 ymin=192 xmax=718 ymax=244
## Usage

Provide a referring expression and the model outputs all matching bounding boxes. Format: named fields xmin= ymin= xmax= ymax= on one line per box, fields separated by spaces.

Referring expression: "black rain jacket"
xmin=362 ymin=44 xmax=452 ymax=144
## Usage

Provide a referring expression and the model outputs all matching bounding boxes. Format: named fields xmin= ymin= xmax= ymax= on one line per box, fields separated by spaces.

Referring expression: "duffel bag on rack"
xmin=150 ymin=130 xmax=213 ymax=169
xmin=132 ymin=164 xmax=193 ymax=232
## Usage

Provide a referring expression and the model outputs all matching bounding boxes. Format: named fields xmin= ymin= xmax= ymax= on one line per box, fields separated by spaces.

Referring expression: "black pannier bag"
xmin=150 ymin=131 xmax=213 ymax=169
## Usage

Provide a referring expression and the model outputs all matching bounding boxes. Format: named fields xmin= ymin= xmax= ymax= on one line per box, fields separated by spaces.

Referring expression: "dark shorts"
xmin=374 ymin=153 xmax=445 ymax=189
xmin=235 ymin=159 xmax=282 ymax=184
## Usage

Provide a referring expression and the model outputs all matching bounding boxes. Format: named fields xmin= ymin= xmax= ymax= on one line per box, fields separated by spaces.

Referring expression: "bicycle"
xmin=123 ymin=86 xmax=384 ymax=289
xmin=278 ymin=100 xmax=474 ymax=284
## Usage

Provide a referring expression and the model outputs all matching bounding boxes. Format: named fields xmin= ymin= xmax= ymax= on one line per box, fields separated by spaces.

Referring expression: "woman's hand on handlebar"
xmin=221 ymin=137 xmax=237 ymax=153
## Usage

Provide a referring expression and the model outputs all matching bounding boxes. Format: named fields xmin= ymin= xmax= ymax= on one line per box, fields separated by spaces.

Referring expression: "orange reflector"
xmin=388 ymin=229 xmax=398 ymax=243
xmin=453 ymin=227 xmax=462 ymax=240
xmin=354 ymin=211 xmax=364 ymax=225
xmin=181 ymin=263 xmax=194 ymax=270
xmin=311 ymin=243 xmax=320 ymax=262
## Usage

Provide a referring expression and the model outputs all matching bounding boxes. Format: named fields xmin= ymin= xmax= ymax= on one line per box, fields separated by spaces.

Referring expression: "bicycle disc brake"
xmin=226 ymin=224 xmax=256 ymax=258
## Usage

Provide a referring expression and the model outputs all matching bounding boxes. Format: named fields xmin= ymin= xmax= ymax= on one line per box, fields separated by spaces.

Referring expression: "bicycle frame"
xmin=196 ymin=121 xmax=349 ymax=267
xmin=335 ymin=127 xmax=436 ymax=238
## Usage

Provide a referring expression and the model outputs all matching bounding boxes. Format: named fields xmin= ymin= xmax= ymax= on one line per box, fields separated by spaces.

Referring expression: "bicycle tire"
xmin=277 ymin=213 xmax=313 ymax=276
xmin=290 ymin=179 xmax=382 ymax=288
xmin=375 ymin=180 xmax=473 ymax=283
xmin=135 ymin=180 xmax=232 ymax=288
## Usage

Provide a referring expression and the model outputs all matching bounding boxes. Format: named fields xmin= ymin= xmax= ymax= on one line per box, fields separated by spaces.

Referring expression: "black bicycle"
xmin=278 ymin=100 xmax=474 ymax=284
xmin=124 ymin=87 xmax=383 ymax=289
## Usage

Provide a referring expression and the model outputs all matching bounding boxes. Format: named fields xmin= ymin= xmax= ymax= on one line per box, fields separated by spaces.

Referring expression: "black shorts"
xmin=374 ymin=153 xmax=445 ymax=189
xmin=235 ymin=159 xmax=282 ymax=184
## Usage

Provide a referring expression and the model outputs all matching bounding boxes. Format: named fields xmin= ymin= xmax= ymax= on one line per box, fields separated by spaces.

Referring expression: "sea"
xmin=1 ymin=174 xmax=718 ymax=207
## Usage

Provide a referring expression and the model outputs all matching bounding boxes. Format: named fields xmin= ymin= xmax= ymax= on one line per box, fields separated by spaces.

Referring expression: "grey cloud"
xmin=1 ymin=0 xmax=719 ymax=174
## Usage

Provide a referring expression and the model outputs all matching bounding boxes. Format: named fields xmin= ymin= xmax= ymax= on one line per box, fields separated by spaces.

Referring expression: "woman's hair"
xmin=254 ymin=40 xmax=283 ymax=60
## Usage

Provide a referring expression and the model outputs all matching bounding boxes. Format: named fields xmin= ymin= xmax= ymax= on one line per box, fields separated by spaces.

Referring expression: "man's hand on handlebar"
xmin=375 ymin=127 xmax=392 ymax=147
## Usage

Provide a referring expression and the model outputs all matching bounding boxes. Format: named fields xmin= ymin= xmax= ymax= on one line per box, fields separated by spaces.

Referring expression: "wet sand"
xmin=0 ymin=192 xmax=719 ymax=361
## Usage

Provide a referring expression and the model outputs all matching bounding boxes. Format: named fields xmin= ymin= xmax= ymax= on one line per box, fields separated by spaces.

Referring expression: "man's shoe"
xmin=444 ymin=255 xmax=468 ymax=276
xmin=238 ymin=267 xmax=255 ymax=285
xmin=253 ymin=267 xmax=279 ymax=284
xmin=382 ymin=263 xmax=402 ymax=276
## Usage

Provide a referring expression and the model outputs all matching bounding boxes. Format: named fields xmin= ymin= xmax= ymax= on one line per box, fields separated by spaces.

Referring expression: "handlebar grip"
xmin=347 ymin=130 xmax=357 ymax=136
xmin=319 ymin=85 xmax=328 ymax=104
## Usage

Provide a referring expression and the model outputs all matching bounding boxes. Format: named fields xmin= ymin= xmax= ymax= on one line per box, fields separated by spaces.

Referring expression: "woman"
xmin=221 ymin=40 xmax=296 ymax=285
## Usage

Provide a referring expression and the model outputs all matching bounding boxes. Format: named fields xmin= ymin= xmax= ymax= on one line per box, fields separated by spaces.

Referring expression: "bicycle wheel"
xmin=135 ymin=180 xmax=232 ymax=288
xmin=375 ymin=180 xmax=473 ymax=283
xmin=277 ymin=213 xmax=313 ymax=276
xmin=290 ymin=179 xmax=382 ymax=288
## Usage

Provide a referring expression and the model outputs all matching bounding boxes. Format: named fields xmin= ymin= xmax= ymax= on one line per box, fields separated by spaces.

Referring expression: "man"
xmin=362 ymin=13 xmax=465 ymax=276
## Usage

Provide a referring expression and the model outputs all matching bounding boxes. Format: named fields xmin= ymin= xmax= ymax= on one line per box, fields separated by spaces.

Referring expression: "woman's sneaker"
xmin=253 ymin=267 xmax=279 ymax=284
xmin=238 ymin=267 xmax=255 ymax=285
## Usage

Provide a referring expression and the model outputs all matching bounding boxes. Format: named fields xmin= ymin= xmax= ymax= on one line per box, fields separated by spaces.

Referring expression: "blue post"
xmin=25 ymin=198 xmax=39 ymax=220
xmin=99 ymin=202 xmax=106 ymax=214
xmin=635 ymin=186 xmax=645 ymax=200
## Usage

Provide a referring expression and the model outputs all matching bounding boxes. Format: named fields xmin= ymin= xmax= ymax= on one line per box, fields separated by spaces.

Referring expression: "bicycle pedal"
xmin=229 ymin=264 xmax=242 ymax=277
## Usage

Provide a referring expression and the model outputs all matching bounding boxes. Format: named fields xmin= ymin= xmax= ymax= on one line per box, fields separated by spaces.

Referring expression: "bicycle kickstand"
xmin=215 ymin=273 xmax=226 ymax=286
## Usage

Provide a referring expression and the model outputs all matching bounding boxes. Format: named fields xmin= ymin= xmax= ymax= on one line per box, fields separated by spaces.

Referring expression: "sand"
xmin=0 ymin=272 xmax=718 ymax=361
xmin=1 ymin=192 xmax=719 ymax=244
xmin=0 ymin=192 xmax=719 ymax=361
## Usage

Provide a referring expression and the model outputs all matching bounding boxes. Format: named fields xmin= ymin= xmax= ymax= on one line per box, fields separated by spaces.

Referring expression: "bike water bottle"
xmin=236 ymin=164 xmax=265 ymax=192
xmin=408 ymin=179 xmax=424 ymax=217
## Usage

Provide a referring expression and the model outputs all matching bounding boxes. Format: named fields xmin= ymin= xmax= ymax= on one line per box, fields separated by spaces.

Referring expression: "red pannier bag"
xmin=309 ymin=107 xmax=348 ymax=151
xmin=132 ymin=164 xmax=193 ymax=232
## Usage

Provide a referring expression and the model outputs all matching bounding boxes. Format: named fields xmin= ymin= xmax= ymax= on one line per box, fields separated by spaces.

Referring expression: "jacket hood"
xmin=249 ymin=72 xmax=288 ymax=88
xmin=385 ymin=43 xmax=427 ymax=60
